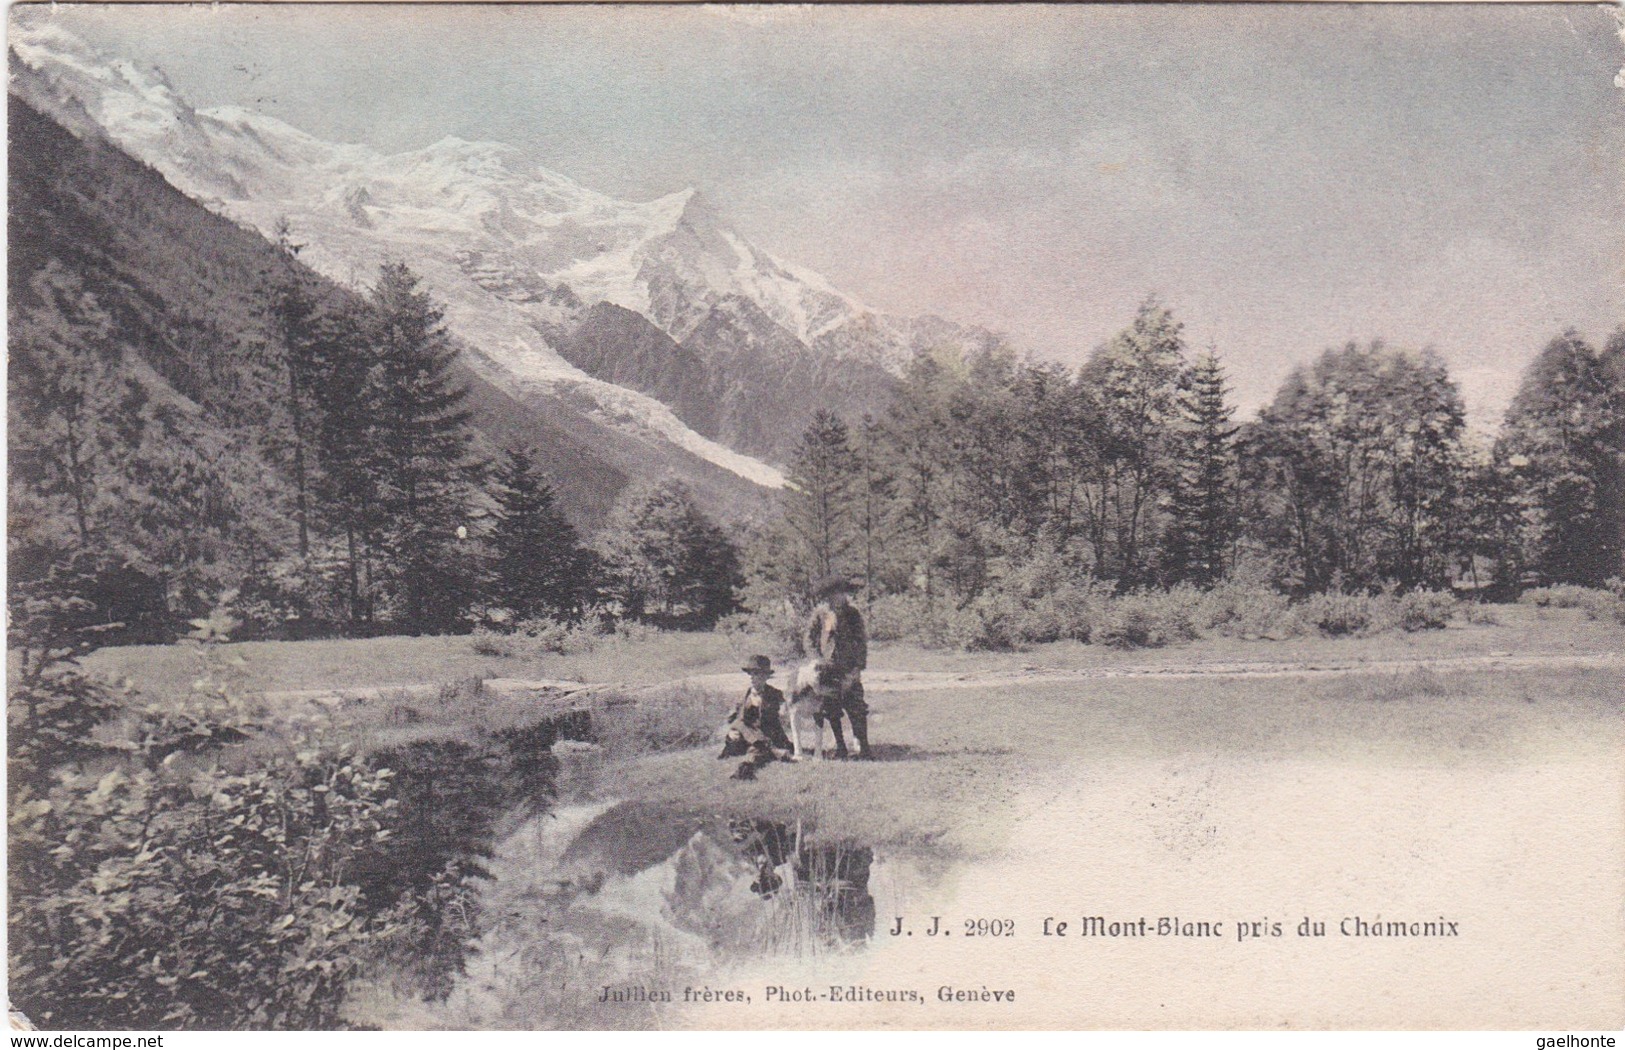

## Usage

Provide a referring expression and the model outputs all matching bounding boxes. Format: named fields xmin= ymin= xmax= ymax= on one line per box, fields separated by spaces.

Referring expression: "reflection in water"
xmin=346 ymin=723 xmax=890 ymax=1028
xmin=361 ymin=798 xmax=888 ymax=1028
xmin=726 ymin=818 xmax=876 ymax=945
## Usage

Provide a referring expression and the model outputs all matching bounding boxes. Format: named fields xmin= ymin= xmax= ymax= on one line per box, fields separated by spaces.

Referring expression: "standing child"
xmin=719 ymin=655 xmax=794 ymax=781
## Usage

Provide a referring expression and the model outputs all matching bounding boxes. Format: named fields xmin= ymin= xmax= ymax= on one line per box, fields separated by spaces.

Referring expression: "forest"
xmin=11 ymin=239 xmax=1625 ymax=651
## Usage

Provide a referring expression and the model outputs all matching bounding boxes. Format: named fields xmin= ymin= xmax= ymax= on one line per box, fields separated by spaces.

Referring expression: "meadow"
xmin=80 ymin=603 xmax=1625 ymax=857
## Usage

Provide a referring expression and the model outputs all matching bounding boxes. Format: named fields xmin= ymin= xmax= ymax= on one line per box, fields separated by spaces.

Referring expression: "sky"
xmin=21 ymin=3 xmax=1625 ymax=425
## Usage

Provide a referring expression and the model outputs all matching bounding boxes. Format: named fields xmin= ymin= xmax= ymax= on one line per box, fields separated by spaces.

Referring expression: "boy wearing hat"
xmin=720 ymin=655 xmax=794 ymax=781
xmin=804 ymin=574 xmax=872 ymax=760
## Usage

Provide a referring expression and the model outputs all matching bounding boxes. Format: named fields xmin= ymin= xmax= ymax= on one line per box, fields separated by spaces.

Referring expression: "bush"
xmin=962 ymin=545 xmax=1109 ymax=650
xmin=9 ymin=740 xmax=408 ymax=1029
xmin=1095 ymin=590 xmax=1200 ymax=649
xmin=1518 ymin=584 xmax=1604 ymax=609
xmin=1197 ymin=581 xmax=1303 ymax=639
xmin=1298 ymin=591 xmax=1376 ymax=636
xmin=1518 ymin=583 xmax=1625 ymax=625
xmin=1580 ymin=579 xmax=1625 ymax=626
xmin=6 ymin=604 xmax=436 ymax=1030
xmin=866 ymin=592 xmax=984 ymax=650
xmin=1391 ymin=589 xmax=1458 ymax=632
xmin=468 ymin=616 xmax=604 ymax=659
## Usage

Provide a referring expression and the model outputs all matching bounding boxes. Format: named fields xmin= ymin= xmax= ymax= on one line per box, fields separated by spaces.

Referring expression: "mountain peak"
xmin=641 ymin=186 xmax=705 ymax=230
xmin=11 ymin=19 xmax=997 ymax=483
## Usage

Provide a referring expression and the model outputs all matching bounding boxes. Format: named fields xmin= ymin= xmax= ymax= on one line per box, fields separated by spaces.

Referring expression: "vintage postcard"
xmin=6 ymin=2 xmax=1623 ymax=1033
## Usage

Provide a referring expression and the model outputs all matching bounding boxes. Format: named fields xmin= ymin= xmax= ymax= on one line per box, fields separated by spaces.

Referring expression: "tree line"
xmin=10 ymin=251 xmax=1623 ymax=645
xmin=752 ymin=298 xmax=1625 ymax=638
xmin=8 ymin=242 xmax=743 ymax=640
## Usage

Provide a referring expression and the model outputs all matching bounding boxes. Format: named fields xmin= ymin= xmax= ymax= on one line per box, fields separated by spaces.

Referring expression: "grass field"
xmin=83 ymin=602 xmax=1623 ymax=701
xmin=77 ymin=604 xmax=1625 ymax=864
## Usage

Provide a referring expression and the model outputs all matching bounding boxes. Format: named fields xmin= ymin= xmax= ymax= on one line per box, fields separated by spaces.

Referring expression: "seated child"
xmin=719 ymin=655 xmax=794 ymax=781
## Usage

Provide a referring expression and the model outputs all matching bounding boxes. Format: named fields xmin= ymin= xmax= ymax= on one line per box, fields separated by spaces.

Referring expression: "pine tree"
xmin=487 ymin=448 xmax=593 ymax=621
xmin=782 ymin=410 xmax=860 ymax=586
xmin=265 ymin=222 xmax=325 ymax=559
xmin=854 ymin=413 xmax=897 ymax=603
xmin=879 ymin=350 xmax=961 ymax=612
xmin=309 ymin=298 xmax=386 ymax=628
xmin=367 ymin=262 xmax=482 ymax=632
xmin=1164 ymin=350 xmax=1239 ymax=586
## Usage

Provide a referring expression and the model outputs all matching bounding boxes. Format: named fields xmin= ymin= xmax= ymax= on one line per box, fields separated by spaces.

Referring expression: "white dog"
xmin=786 ymin=659 xmax=833 ymax=761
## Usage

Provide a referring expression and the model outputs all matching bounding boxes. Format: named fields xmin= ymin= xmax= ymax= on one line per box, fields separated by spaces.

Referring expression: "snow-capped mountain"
xmin=11 ymin=19 xmax=1000 ymax=472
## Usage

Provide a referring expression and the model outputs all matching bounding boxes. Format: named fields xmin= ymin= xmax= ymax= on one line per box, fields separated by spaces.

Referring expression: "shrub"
xmin=965 ymin=546 xmax=1109 ymax=650
xmin=1197 ymin=581 xmax=1303 ymax=639
xmin=1518 ymin=583 xmax=1625 ymax=625
xmin=1391 ymin=589 xmax=1458 ymax=632
xmin=468 ymin=616 xmax=604 ymax=659
xmin=6 ymin=604 xmax=436 ymax=1030
xmin=718 ymin=601 xmax=803 ymax=657
xmin=1006 ymin=578 xmax=1109 ymax=647
xmin=866 ymin=592 xmax=983 ymax=650
xmin=1298 ymin=591 xmax=1376 ymax=636
xmin=8 ymin=741 xmax=408 ymax=1029
xmin=1518 ymin=584 xmax=1604 ymax=609
xmin=1095 ymin=590 xmax=1200 ymax=649
xmin=1458 ymin=601 xmax=1501 ymax=625
xmin=1580 ymin=579 xmax=1625 ymax=626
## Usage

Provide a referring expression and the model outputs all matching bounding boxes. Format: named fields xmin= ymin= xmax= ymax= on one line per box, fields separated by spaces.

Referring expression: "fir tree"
xmin=596 ymin=480 xmax=740 ymax=628
xmin=266 ymin=222 xmax=325 ymax=559
xmin=854 ymin=413 xmax=898 ymax=603
xmin=309 ymin=297 xmax=386 ymax=628
xmin=487 ymin=448 xmax=593 ymax=621
xmin=1164 ymin=350 xmax=1239 ymax=586
xmin=782 ymin=410 xmax=860 ymax=586
xmin=367 ymin=262 xmax=482 ymax=632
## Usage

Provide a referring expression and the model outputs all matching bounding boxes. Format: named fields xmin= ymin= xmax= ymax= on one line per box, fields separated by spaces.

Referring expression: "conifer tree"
xmin=1164 ymin=350 xmax=1239 ymax=586
xmin=367 ymin=262 xmax=481 ymax=632
xmin=596 ymin=480 xmax=740 ymax=628
xmin=487 ymin=448 xmax=593 ymax=621
xmin=854 ymin=413 xmax=898 ymax=602
xmin=309 ymin=297 xmax=386 ymax=628
xmin=266 ymin=222 xmax=325 ymax=559
xmin=782 ymin=410 xmax=860 ymax=586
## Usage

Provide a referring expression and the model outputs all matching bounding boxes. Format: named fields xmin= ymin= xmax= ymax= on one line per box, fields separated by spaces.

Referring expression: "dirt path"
xmin=259 ymin=648 xmax=1621 ymax=709
xmin=681 ymin=649 xmax=1624 ymax=695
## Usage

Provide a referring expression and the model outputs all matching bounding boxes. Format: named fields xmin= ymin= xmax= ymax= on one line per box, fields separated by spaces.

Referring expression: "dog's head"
xmin=790 ymin=659 xmax=826 ymax=702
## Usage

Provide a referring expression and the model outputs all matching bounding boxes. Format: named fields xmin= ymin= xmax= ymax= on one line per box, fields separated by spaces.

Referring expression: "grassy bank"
xmin=83 ymin=604 xmax=1620 ymax=701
